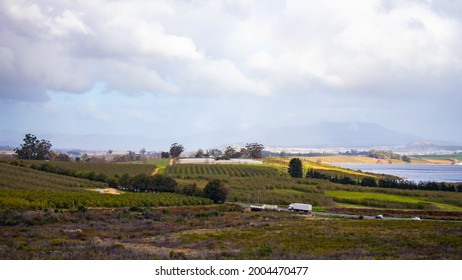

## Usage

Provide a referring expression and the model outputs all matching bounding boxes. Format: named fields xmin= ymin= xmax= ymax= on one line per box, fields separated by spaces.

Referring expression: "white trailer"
xmin=288 ymin=203 xmax=312 ymax=213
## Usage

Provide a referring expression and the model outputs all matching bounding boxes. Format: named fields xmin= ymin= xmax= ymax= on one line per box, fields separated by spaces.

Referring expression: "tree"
xmin=14 ymin=134 xmax=52 ymax=160
xmin=224 ymin=146 xmax=241 ymax=159
xmin=402 ymin=155 xmax=412 ymax=163
xmin=195 ymin=149 xmax=205 ymax=158
xmin=208 ymin=149 xmax=222 ymax=157
xmin=361 ymin=177 xmax=378 ymax=187
xmin=169 ymin=143 xmax=184 ymax=158
xmin=139 ymin=148 xmax=146 ymax=155
xmin=224 ymin=146 xmax=236 ymax=159
xmin=288 ymin=158 xmax=303 ymax=178
xmin=161 ymin=151 xmax=170 ymax=158
xmin=245 ymin=143 xmax=264 ymax=159
xmin=52 ymin=152 xmax=71 ymax=161
xmin=203 ymin=179 xmax=229 ymax=204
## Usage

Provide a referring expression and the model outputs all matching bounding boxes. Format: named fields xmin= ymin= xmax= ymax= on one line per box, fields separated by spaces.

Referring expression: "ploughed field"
xmin=1 ymin=159 xmax=462 ymax=259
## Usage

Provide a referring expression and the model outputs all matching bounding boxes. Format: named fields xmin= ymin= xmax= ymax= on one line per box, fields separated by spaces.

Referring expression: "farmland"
xmin=7 ymin=160 xmax=156 ymax=178
xmin=1 ymin=158 xmax=462 ymax=259
xmin=0 ymin=163 xmax=211 ymax=211
xmin=166 ymin=164 xmax=279 ymax=177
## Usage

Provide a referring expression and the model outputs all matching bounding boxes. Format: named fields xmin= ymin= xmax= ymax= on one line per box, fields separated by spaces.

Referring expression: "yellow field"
xmin=303 ymin=155 xmax=452 ymax=165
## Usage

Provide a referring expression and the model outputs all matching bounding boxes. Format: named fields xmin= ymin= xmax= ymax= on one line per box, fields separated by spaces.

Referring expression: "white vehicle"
xmin=250 ymin=205 xmax=265 ymax=211
xmin=288 ymin=203 xmax=312 ymax=213
xmin=250 ymin=204 xmax=279 ymax=211
xmin=375 ymin=214 xmax=384 ymax=219
xmin=411 ymin=216 xmax=421 ymax=221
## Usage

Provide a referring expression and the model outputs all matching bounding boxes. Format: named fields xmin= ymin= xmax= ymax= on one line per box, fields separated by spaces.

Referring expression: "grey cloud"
xmin=0 ymin=0 xmax=461 ymax=103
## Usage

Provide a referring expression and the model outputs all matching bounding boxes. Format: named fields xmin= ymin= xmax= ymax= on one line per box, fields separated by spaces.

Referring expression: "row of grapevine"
xmin=0 ymin=189 xmax=212 ymax=210
xmin=167 ymin=164 xmax=279 ymax=177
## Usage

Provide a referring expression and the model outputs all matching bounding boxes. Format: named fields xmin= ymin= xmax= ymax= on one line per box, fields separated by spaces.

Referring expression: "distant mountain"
xmin=181 ymin=122 xmax=422 ymax=149
xmin=0 ymin=122 xmax=442 ymax=151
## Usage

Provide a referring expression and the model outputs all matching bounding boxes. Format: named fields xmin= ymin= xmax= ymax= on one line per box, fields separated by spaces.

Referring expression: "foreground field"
xmin=1 ymin=205 xmax=460 ymax=259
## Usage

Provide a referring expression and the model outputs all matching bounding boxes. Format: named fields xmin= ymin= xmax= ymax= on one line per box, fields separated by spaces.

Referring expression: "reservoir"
xmin=335 ymin=164 xmax=462 ymax=183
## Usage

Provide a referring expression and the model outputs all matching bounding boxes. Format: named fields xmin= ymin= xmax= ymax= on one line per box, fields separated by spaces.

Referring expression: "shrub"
xmin=203 ymin=179 xmax=229 ymax=204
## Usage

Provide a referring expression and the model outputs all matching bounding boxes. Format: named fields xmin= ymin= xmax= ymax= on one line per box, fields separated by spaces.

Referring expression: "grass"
xmin=325 ymin=190 xmax=462 ymax=211
xmin=263 ymin=157 xmax=386 ymax=179
xmin=417 ymin=153 xmax=462 ymax=161
xmin=1 ymin=205 xmax=461 ymax=259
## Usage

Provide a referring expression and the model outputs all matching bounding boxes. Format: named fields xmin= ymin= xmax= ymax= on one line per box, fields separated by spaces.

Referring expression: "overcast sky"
xmin=1 ymin=0 xmax=461 ymax=149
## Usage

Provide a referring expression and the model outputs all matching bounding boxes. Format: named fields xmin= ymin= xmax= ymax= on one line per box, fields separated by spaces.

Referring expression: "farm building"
xmin=177 ymin=158 xmax=263 ymax=165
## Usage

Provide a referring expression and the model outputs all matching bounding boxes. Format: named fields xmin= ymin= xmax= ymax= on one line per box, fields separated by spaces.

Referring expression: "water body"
xmin=335 ymin=164 xmax=462 ymax=183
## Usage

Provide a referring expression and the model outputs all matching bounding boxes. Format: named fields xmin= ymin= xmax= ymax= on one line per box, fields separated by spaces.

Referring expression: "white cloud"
xmin=1 ymin=0 xmax=462 ymax=143
xmin=1 ymin=0 xmax=461 ymax=101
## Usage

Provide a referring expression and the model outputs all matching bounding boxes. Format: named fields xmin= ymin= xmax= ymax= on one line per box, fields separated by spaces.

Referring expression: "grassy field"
xmin=325 ymin=190 xmax=462 ymax=211
xmin=1 ymin=205 xmax=460 ymax=259
xmin=263 ymin=157 xmax=385 ymax=179
xmin=417 ymin=153 xmax=462 ymax=162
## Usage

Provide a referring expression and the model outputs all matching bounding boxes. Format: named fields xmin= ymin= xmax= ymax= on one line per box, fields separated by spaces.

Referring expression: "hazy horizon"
xmin=1 ymin=0 xmax=462 ymax=149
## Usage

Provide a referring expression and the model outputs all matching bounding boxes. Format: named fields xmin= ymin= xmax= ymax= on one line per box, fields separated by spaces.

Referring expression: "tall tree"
xmin=224 ymin=146 xmax=236 ymax=159
xmin=288 ymin=158 xmax=303 ymax=178
xmin=169 ymin=143 xmax=184 ymax=158
xmin=14 ymin=134 xmax=52 ymax=160
xmin=195 ymin=149 xmax=205 ymax=158
xmin=245 ymin=143 xmax=264 ymax=159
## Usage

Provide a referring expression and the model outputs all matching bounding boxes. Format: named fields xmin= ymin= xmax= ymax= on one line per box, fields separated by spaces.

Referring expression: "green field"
xmin=325 ymin=190 xmax=462 ymax=211
xmin=7 ymin=160 xmax=156 ymax=178
xmin=167 ymin=164 xmax=279 ymax=177
xmin=0 ymin=163 xmax=211 ymax=210
xmin=417 ymin=152 xmax=462 ymax=161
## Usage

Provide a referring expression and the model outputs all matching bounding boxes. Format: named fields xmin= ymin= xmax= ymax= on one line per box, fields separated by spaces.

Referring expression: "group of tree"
xmin=108 ymin=174 xmax=229 ymax=203
xmin=222 ymin=143 xmax=264 ymax=160
xmin=116 ymin=173 xmax=178 ymax=193
xmin=14 ymin=134 xmax=52 ymax=160
xmin=378 ymin=179 xmax=461 ymax=192
xmin=368 ymin=150 xmax=411 ymax=162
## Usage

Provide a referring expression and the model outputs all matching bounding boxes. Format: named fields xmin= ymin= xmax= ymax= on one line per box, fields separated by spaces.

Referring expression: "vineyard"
xmin=166 ymin=164 xmax=279 ymax=177
xmin=6 ymin=160 xmax=155 ymax=178
xmin=0 ymin=163 xmax=212 ymax=210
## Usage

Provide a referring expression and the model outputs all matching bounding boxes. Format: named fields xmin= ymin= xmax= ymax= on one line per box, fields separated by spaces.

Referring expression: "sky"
xmin=1 ymin=0 xmax=462 ymax=150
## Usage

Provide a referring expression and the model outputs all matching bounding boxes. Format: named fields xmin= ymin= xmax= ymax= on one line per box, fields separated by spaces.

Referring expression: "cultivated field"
xmin=1 ymin=159 xmax=462 ymax=259
xmin=7 ymin=160 xmax=156 ymax=178
xmin=0 ymin=163 xmax=211 ymax=211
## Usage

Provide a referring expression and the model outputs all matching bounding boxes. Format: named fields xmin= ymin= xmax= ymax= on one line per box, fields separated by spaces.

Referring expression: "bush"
xmin=203 ymin=179 xmax=229 ymax=204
